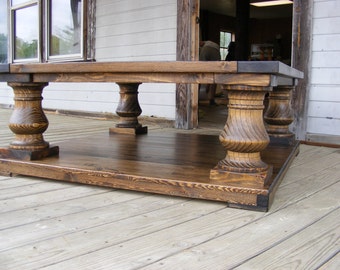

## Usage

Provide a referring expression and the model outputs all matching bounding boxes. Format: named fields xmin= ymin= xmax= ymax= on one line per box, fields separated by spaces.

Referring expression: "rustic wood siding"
xmin=1 ymin=0 xmax=178 ymax=119
xmin=307 ymin=0 xmax=340 ymax=141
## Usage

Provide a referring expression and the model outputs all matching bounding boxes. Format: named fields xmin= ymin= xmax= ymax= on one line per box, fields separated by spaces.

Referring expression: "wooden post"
xmin=0 ymin=82 xmax=59 ymax=160
xmin=291 ymin=0 xmax=313 ymax=140
xmin=264 ymin=86 xmax=295 ymax=144
xmin=109 ymin=83 xmax=147 ymax=135
xmin=175 ymin=0 xmax=199 ymax=129
xmin=210 ymin=85 xmax=272 ymax=188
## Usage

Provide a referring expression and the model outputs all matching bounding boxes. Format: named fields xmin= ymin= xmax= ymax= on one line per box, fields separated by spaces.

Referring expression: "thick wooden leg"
xmin=0 ymin=82 xmax=59 ymax=160
xmin=109 ymin=83 xmax=147 ymax=135
xmin=264 ymin=86 xmax=295 ymax=144
xmin=210 ymin=86 xmax=272 ymax=188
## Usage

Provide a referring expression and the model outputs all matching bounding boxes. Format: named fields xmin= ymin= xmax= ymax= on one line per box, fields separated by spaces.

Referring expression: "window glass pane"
xmin=220 ymin=31 xmax=232 ymax=60
xmin=0 ymin=0 xmax=8 ymax=63
xmin=14 ymin=5 xmax=38 ymax=60
xmin=50 ymin=0 xmax=82 ymax=56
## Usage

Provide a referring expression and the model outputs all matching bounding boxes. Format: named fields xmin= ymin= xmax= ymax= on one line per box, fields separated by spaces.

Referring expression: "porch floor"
xmin=0 ymin=107 xmax=339 ymax=269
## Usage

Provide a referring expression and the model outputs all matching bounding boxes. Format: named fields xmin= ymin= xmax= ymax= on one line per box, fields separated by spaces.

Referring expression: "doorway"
xmin=197 ymin=0 xmax=294 ymax=126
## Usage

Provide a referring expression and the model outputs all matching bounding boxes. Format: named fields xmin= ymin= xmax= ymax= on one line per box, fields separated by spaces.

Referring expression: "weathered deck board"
xmin=233 ymin=208 xmax=340 ymax=269
xmin=134 ymin=184 xmax=339 ymax=270
xmin=6 ymin=182 xmax=336 ymax=270
xmin=319 ymin=253 xmax=340 ymax=270
xmin=0 ymin=108 xmax=339 ymax=269
xmin=0 ymin=180 xmax=72 ymax=201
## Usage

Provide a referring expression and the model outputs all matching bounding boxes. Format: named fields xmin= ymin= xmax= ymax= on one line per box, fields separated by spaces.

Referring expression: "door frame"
xmin=175 ymin=0 xmax=200 ymax=129
xmin=176 ymin=0 xmax=311 ymax=138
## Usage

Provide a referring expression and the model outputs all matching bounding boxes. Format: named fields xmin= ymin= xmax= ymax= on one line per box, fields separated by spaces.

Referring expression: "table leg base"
xmin=0 ymin=146 xmax=59 ymax=161
xmin=109 ymin=126 xmax=148 ymax=135
xmin=269 ymin=134 xmax=296 ymax=146
xmin=210 ymin=166 xmax=273 ymax=189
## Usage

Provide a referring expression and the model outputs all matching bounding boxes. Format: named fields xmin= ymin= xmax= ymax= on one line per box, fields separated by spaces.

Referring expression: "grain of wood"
xmin=0 ymin=183 xmax=110 ymax=214
xmin=0 ymin=181 xmax=72 ymax=201
xmin=269 ymin=162 xmax=340 ymax=211
xmin=318 ymin=252 xmax=340 ymax=270
xmin=233 ymin=209 xmax=340 ymax=269
xmin=278 ymin=150 xmax=340 ymax=186
xmin=0 ymin=189 xmax=136 ymax=230
xmin=0 ymin=194 xmax=187 ymax=253
xmin=11 ymin=182 xmax=337 ymax=270
xmin=0 ymin=108 xmax=338 ymax=270
xmin=0 ymin=199 xmax=223 ymax=269
xmin=137 ymin=183 xmax=339 ymax=270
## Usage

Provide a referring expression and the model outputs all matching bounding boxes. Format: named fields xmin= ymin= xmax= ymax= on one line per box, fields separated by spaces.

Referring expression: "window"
xmin=220 ymin=31 xmax=234 ymax=60
xmin=47 ymin=0 xmax=84 ymax=61
xmin=0 ymin=0 xmax=8 ymax=63
xmin=12 ymin=1 xmax=40 ymax=62
xmin=6 ymin=0 xmax=93 ymax=63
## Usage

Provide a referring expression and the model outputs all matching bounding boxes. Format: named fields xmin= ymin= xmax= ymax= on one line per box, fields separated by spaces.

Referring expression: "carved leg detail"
xmin=264 ymin=86 xmax=295 ymax=144
xmin=0 ymin=82 xmax=59 ymax=160
xmin=110 ymin=83 xmax=147 ymax=135
xmin=210 ymin=87 xmax=272 ymax=187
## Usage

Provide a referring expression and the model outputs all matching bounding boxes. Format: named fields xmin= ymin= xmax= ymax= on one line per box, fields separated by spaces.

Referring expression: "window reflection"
xmin=0 ymin=0 xmax=8 ymax=63
xmin=50 ymin=0 xmax=82 ymax=56
xmin=14 ymin=5 xmax=38 ymax=60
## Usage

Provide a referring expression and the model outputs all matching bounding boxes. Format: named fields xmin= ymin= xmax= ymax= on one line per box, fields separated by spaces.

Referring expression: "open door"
xmin=176 ymin=0 xmax=300 ymax=130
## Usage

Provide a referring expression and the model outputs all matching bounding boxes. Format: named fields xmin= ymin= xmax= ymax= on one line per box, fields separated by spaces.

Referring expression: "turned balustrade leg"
xmin=109 ymin=83 xmax=147 ymax=135
xmin=210 ymin=86 xmax=273 ymax=187
xmin=0 ymin=82 xmax=59 ymax=160
xmin=264 ymin=86 xmax=295 ymax=144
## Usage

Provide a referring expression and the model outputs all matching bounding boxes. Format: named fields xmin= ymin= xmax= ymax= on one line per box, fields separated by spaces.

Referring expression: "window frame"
xmin=45 ymin=0 xmax=86 ymax=62
xmin=0 ymin=0 xmax=9 ymax=64
xmin=10 ymin=0 xmax=41 ymax=63
xmin=8 ymin=0 xmax=94 ymax=63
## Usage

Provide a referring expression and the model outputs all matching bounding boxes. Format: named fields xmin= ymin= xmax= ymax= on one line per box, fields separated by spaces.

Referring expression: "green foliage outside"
xmin=15 ymin=37 xmax=38 ymax=59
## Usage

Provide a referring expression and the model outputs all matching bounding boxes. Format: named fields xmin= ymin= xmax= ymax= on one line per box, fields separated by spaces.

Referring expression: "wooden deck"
xmin=0 ymin=107 xmax=339 ymax=269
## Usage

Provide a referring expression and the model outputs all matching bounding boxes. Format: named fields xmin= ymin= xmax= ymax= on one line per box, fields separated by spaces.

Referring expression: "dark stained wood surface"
xmin=8 ymin=61 xmax=303 ymax=78
xmin=1 ymin=61 xmax=303 ymax=87
xmin=0 ymin=61 xmax=304 ymax=211
xmin=9 ymin=61 xmax=237 ymax=74
xmin=0 ymin=107 xmax=338 ymax=269
xmin=0 ymin=132 xmax=299 ymax=211
xmin=238 ymin=61 xmax=304 ymax=78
